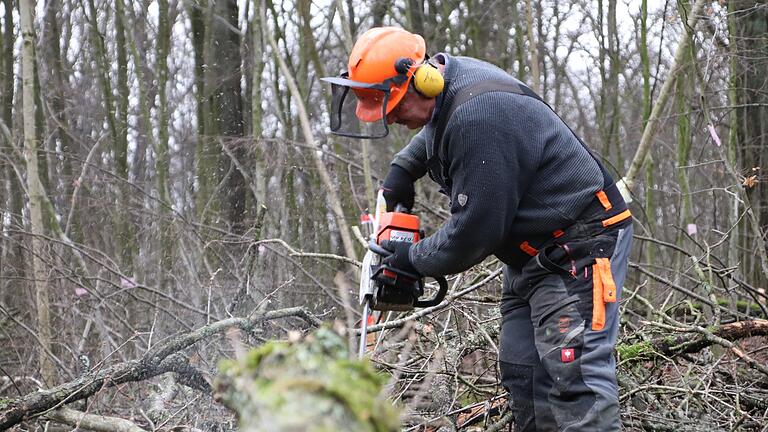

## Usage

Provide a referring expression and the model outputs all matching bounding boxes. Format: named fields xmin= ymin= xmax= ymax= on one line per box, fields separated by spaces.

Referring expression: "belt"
xmin=517 ymin=183 xmax=632 ymax=259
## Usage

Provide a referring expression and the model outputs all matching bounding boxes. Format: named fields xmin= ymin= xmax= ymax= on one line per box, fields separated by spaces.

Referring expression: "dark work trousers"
xmin=499 ymin=220 xmax=632 ymax=431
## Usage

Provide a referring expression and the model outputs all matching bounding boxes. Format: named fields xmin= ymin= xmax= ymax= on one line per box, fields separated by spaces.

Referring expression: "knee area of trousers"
xmin=499 ymin=361 xmax=537 ymax=430
xmin=499 ymin=361 xmax=534 ymax=393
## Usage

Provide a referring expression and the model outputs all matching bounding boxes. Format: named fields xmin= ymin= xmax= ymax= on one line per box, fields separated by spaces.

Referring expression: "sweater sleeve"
xmin=409 ymin=95 xmax=541 ymax=276
xmin=391 ymin=129 xmax=429 ymax=179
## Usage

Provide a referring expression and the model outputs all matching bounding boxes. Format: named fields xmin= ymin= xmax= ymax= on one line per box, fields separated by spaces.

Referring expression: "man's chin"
xmin=395 ymin=119 xmax=424 ymax=129
xmin=405 ymin=121 xmax=423 ymax=129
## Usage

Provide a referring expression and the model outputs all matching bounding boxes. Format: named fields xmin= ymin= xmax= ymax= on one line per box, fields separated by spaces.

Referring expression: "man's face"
xmin=385 ymin=89 xmax=433 ymax=129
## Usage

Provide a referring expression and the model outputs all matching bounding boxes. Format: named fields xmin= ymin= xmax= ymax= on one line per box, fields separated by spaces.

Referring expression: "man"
xmin=322 ymin=27 xmax=633 ymax=431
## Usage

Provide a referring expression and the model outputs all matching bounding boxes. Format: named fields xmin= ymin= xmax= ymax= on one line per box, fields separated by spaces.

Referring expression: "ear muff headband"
xmin=394 ymin=57 xmax=445 ymax=98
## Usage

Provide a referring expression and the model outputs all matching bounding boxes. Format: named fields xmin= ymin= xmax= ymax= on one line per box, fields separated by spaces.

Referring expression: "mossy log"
xmin=215 ymin=326 xmax=400 ymax=432
xmin=617 ymin=319 xmax=768 ymax=363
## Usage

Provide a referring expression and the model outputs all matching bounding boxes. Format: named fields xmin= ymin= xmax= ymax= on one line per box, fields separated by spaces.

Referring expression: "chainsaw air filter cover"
xmin=376 ymin=212 xmax=420 ymax=244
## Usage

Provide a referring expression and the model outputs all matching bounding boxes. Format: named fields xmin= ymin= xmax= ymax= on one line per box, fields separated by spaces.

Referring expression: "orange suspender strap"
xmin=602 ymin=209 xmax=632 ymax=227
xmin=595 ymin=190 xmax=612 ymax=211
xmin=519 ymin=241 xmax=538 ymax=257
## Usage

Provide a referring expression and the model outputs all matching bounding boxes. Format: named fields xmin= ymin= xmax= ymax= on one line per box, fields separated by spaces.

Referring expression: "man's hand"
xmin=380 ymin=240 xmax=420 ymax=277
xmin=382 ymin=164 xmax=415 ymax=212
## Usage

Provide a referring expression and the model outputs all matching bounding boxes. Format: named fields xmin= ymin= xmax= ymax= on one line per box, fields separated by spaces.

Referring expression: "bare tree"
xmin=20 ymin=0 xmax=55 ymax=387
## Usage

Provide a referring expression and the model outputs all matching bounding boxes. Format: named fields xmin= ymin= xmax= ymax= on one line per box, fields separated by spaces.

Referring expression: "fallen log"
xmin=214 ymin=326 xmax=400 ymax=432
xmin=617 ymin=319 xmax=768 ymax=364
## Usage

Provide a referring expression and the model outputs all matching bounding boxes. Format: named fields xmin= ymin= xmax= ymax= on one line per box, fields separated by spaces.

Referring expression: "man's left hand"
xmin=379 ymin=240 xmax=420 ymax=277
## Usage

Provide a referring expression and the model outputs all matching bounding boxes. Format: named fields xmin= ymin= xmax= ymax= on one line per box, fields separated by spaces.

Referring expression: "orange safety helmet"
xmin=347 ymin=27 xmax=426 ymax=121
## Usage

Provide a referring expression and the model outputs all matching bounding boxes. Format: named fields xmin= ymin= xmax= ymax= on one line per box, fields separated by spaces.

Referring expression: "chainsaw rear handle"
xmin=413 ymin=275 xmax=448 ymax=308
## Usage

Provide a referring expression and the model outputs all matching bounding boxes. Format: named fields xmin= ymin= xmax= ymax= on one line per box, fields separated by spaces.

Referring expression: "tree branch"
xmin=0 ymin=307 xmax=320 ymax=429
xmin=45 ymin=407 xmax=146 ymax=432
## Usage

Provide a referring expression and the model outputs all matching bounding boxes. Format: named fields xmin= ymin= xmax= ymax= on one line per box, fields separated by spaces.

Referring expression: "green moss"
xmin=716 ymin=298 xmax=765 ymax=315
xmin=243 ymin=339 xmax=283 ymax=369
xmin=617 ymin=341 xmax=654 ymax=361
xmin=215 ymin=326 xmax=400 ymax=432
xmin=661 ymin=335 xmax=678 ymax=346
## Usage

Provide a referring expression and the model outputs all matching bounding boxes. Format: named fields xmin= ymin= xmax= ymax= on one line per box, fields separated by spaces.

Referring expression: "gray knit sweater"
xmin=392 ymin=54 xmax=604 ymax=276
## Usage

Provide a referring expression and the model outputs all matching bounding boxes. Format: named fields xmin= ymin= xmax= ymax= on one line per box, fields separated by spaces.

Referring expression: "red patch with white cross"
xmin=561 ymin=348 xmax=575 ymax=363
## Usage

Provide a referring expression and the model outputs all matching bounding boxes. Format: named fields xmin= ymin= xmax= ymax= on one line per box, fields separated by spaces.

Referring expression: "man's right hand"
xmin=382 ymin=164 xmax=416 ymax=211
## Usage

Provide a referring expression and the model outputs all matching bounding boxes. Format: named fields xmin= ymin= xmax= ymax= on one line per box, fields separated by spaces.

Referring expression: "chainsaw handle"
xmin=369 ymin=240 xmax=448 ymax=308
xmin=414 ymin=275 xmax=448 ymax=308
xmin=368 ymin=241 xmax=392 ymax=257
xmin=394 ymin=203 xmax=411 ymax=213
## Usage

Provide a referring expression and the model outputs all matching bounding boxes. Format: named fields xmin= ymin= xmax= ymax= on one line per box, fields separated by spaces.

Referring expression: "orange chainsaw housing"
xmin=377 ymin=212 xmax=420 ymax=243
xmin=376 ymin=212 xmax=420 ymax=280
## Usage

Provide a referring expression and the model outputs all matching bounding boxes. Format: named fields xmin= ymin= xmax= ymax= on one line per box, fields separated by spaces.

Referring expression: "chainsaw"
xmin=358 ymin=191 xmax=448 ymax=358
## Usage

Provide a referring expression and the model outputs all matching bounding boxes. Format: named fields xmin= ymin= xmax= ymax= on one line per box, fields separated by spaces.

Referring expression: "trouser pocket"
xmin=533 ymin=294 xmax=587 ymax=389
xmin=528 ymin=278 xmax=596 ymax=428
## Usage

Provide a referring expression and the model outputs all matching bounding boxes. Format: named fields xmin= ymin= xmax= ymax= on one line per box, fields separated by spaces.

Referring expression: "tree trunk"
xmin=372 ymin=0 xmax=389 ymax=27
xmin=673 ymin=47 xmax=692 ymax=274
xmin=524 ymin=0 xmax=540 ymax=93
xmin=20 ymin=0 xmax=55 ymax=387
xmin=511 ymin=0 xmax=526 ymax=81
xmin=2 ymin=0 xmax=25 ymax=303
xmin=189 ymin=0 xmax=214 ymax=221
xmin=1 ymin=0 xmax=12 ymax=126
xmin=155 ymin=0 xmax=173 ymax=290
xmin=731 ymin=0 xmax=768 ymax=287
xmin=639 ymin=0 xmax=655 ymax=267
xmin=250 ymin=0 xmax=266 ymax=209
xmin=726 ymin=0 xmax=741 ymax=286
xmin=214 ymin=328 xmax=399 ymax=432
xmin=210 ymin=0 xmax=246 ymax=230
xmin=606 ymin=0 xmax=621 ymax=170
xmin=44 ymin=0 xmax=80 ymax=243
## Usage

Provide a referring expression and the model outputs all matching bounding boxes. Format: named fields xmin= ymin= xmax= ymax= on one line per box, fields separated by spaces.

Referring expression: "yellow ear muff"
xmin=412 ymin=64 xmax=444 ymax=98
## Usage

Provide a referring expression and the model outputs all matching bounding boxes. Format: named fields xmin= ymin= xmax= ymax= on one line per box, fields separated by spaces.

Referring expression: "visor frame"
xmin=321 ymin=71 xmax=408 ymax=92
xmin=322 ymin=71 xmax=409 ymax=139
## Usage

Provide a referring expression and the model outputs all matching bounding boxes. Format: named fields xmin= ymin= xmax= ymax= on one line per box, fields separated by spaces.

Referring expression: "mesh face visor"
xmin=322 ymin=73 xmax=406 ymax=139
